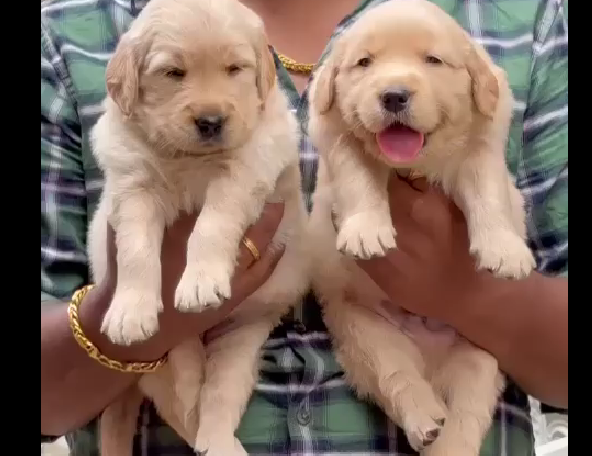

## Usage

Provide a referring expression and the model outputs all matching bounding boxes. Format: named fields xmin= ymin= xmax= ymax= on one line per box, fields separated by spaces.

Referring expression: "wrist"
xmin=77 ymin=282 xmax=169 ymax=363
xmin=444 ymin=272 xmax=527 ymax=355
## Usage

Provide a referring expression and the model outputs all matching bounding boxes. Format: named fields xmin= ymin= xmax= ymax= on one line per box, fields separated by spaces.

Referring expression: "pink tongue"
xmin=376 ymin=124 xmax=424 ymax=162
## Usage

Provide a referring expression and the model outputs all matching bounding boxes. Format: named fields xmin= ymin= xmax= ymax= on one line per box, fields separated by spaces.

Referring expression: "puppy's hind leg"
xmin=194 ymin=320 xmax=275 ymax=456
xmin=323 ymin=300 xmax=447 ymax=452
xmin=99 ymin=385 xmax=144 ymax=456
xmin=139 ymin=338 xmax=205 ymax=446
xmin=168 ymin=338 xmax=206 ymax=438
xmin=422 ymin=341 xmax=504 ymax=456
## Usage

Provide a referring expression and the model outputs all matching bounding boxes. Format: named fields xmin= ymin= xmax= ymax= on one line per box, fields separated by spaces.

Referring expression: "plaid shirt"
xmin=41 ymin=0 xmax=568 ymax=454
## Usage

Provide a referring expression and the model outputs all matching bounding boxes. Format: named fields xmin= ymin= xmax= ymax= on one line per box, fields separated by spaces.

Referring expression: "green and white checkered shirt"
xmin=41 ymin=0 xmax=568 ymax=454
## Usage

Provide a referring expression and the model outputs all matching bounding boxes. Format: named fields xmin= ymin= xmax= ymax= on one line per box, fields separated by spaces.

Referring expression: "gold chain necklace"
xmin=277 ymin=53 xmax=315 ymax=74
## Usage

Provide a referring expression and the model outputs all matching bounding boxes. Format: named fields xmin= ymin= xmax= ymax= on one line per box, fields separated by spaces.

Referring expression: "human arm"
xmin=450 ymin=270 xmax=567 ymax=408
xmin=457 ymin=0 xmax=569 ymax=407
xmin=41 ymin=209 xmax=284 ymax=437
xmin=448 ymin=0 xmax=568 ymax=408
xmin=358 ymin=176 xmax=567 ymax=409
xmin=41 ymin=285 xmax=145 ymax=438
xmin=40 ymin=25 xmax=135 ymax=437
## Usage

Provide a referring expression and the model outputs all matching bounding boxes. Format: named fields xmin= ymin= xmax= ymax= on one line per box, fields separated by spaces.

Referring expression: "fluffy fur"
xmin=308 ymin=1 xmax=535 ymax=455
xmin=87 ymin=0 xmax=310 ymax=454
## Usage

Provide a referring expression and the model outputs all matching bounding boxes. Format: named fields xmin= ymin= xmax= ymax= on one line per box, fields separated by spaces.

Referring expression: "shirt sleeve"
xmin=519 ymin=0 xmax=568 ymax=279
xmin=41 ymin=25 xmax=90 ymax=303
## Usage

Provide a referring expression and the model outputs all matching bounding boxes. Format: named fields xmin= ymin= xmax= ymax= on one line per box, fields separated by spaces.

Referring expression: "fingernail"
xmin=408 ymin=176 xmax=429 ymax=192
xmin=395 ymin=169 xmax=411 ymax=179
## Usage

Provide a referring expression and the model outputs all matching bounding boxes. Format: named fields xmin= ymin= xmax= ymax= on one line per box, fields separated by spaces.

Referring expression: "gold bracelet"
xmin=67 ymin=284 xmax=167 ymax=373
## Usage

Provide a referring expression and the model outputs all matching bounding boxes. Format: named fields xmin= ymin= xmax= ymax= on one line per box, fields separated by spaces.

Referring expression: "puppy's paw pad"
xmin=336 ymin=212 xmax=396 ymax=259
xmin=470 ymin=231 xmax=536 ymax=279
xmin=174 ymin=262 xmax=232 ymax=312
xmin=100 ymin=290 xmax=162 ymax=345
xmin=406 ymin=418 xmax=445 ymax=452
xmin=422 ymin=426 xmax=442 ymax=447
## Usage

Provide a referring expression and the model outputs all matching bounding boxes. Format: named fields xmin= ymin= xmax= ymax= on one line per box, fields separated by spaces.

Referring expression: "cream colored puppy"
xmin=87 ymin=0 xmax=309 ymax=455
xmin=308 ymin=1 xmax=535 ymax=455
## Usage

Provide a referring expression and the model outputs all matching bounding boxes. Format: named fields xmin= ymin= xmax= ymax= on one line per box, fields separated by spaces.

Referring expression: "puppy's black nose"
xmin=195 ymin=115 xmax=224 ymax=139
xmin=381 ymin=88 xmax=412 ymax=113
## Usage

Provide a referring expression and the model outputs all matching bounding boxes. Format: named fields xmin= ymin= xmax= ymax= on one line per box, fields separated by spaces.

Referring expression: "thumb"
xmin=389 ymin=171 xmax=429 ymax=195
xmin=387 ymin=172 xmax=427 ymax=217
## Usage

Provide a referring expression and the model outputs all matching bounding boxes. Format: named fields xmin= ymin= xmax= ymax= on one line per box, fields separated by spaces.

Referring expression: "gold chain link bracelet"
xmin=67 ymin=284 xmax=167 ymax=373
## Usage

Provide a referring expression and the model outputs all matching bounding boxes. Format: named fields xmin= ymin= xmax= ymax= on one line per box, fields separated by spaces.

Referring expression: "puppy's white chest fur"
xmin=117 ymin=155 xmax=232 ymax=222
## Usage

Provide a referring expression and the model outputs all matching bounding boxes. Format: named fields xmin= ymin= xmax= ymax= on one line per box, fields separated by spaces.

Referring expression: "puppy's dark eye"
xmin=227 ymin=64 xmax=242 ymax=76
xmin=356 ymin=57 xmax=372 ymax=68
xmin=165 ymin=68 xmax=186 ymax=79
xmin=425 ymin=55 xmax=443 ymax=65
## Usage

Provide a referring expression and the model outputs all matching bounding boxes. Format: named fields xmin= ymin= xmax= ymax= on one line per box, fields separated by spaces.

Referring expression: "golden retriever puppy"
xmin=87 ymin=0 xmax=310 ymax=454
xmin=308 ymin=0 xmax=535 ymax=455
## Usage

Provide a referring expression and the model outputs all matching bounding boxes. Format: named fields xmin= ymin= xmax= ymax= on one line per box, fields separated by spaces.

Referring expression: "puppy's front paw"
xmin=470 ymin=230 xmax=536 ymax=279
xmin=100 ymin=289 xmax=163 ymax=345
xmin=194 ymin=434 xmax=247 ymax=456
xmin=174 ymin=260 xmax=232 ymax=312
xmin=336 ymin=212 xmax=397 ymax=259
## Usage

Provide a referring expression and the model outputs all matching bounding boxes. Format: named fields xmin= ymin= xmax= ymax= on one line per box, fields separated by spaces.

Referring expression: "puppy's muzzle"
xmin=195 ymin=115 xmax=225 ymax=140
xmin=381 ymin=87 xmax=412 ymax=114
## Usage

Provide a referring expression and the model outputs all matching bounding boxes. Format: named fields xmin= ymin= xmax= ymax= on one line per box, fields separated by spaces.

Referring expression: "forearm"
xmin=450 ymin=272 xmax=568 ymax=408
xmin=41 ymin=283 xmax=166 ymax=437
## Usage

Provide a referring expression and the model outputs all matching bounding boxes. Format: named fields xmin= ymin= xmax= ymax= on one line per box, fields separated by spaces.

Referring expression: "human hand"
xmin=100 ymin=203 xmax=285 ymax=358
xmin=356 ymin=174 xmax=491 ymax=324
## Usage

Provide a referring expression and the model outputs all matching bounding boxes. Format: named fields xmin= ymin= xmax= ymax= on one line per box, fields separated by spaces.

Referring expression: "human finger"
xmin=388 ymin=172 xmax=455 ymax=231
xmin=232 ymin=244 xmax=286 ymax=302
xmin=389 ymin=171 xmax=427 ymax=197
xmin=356 ymin=246 xmax=413 ymax=301
xmin=386 ymin=173 xmax=430 ymax=227
xmin=236 ymin=203 xmax=285 ymax=271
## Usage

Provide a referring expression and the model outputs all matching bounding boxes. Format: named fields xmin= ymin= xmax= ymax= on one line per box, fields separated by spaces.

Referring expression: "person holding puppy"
xmin=42 ymin=0 xmax=567 ymax=454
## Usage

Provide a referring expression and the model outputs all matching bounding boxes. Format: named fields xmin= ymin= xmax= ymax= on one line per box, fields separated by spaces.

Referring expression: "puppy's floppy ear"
xmin=255 ymin=35 xmax=276 ymax=103
xmin=465 ymin=42 xmax=499 ymax=118
xmin=106 ymin=34 xmax=145 ymax=117
xmin=311 ymin=55 xmax=338 ymax=114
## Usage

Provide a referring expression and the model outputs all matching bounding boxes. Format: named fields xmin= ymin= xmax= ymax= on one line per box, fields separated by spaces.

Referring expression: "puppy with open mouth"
xmin=308 ymin=0 xmax=536 ymax=455
xmin=87 ymin=0 xmax=310 ymax=455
